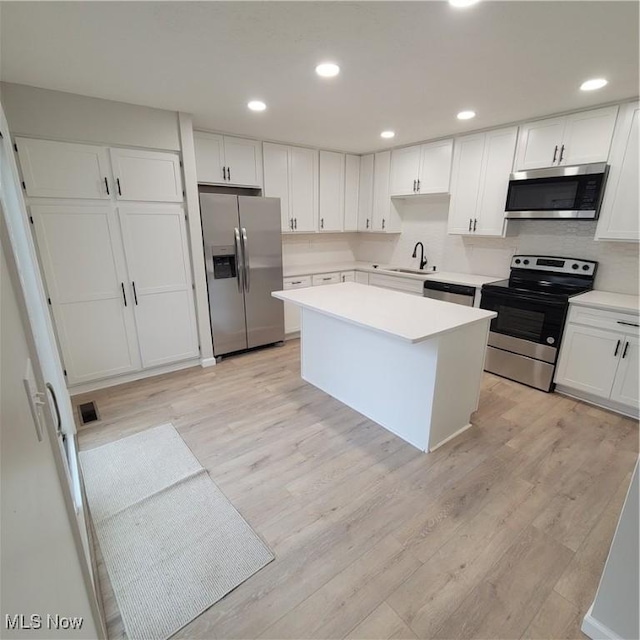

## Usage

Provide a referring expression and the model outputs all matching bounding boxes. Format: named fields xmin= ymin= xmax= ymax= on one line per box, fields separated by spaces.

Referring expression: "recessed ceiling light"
xmin=449 ymin=0 xmax=481 ymax=7
xmin=380 ymin=131 xmax=395 ymax=139
xmin=580 ymin=78 xmax=608 ymax=92
xmin=457 ymin=110 xmax=476 ymax=120
xmin=315 ymin=63 xmax=340 ymax=78
xmin=247 ymin=100 xmax=266 ymax=112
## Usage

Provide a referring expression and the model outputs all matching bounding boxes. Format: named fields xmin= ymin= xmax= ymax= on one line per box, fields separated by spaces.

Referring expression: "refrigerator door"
xmin=199 ymin=193 xmax=248 ymax=355
xmin=238 ymin=196 xmax=284 ymax=348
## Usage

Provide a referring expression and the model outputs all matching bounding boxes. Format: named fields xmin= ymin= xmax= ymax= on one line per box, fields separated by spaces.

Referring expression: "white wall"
xmin=0 ymin=82 xmax=180 ymax=150
xmin=354 ymin=197 xmax=639 ymax=294
xmin=282 ymin=233 xmax=358 ymax=272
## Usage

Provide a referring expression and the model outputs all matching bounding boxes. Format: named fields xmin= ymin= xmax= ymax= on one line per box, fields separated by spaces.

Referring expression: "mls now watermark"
xmin=5 ymin=614 xmax=84 ymax=631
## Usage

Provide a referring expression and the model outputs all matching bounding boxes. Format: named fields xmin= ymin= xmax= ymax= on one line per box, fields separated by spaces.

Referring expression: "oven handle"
xmin=480 ymin=291 xmax=569 ymax=308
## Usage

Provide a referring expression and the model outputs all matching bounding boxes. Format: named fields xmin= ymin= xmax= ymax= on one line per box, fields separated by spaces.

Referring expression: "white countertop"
xmin=283 ymin=262 xmax=503 ymax=288
xmin=570 ymin=290 xmax=639 ymax=314
xmin=273 ymin=282 xmax=496 ymax=343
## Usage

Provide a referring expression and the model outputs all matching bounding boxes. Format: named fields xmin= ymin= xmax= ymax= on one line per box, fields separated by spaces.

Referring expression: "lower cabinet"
xmin=283 ymin=275 xmax=312 ymax=334
xmin=368 ymin=273 xmax=424 ymax=295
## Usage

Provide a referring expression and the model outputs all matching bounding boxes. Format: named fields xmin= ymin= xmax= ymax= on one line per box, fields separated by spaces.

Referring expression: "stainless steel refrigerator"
xmin=200 ymin=192 xmax=284 ymax=357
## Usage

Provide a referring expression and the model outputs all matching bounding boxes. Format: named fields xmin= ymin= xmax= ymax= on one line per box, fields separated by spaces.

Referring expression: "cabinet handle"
xmin=417 ymin=179 xmax=420 ymax=192
xmin=291 ymin=281 xmax=302 ymax=285
xmin=622 ymin=341 xmax=630 ymax=359
xmin=294 ymin=218 xmax=297 ymax=230
xmin=45 ymin=383 xmax=62 ymax=436
xmin=413 ymin=180 xmax=417 ymax=193
xmin=222 ymin=167 xmax=226 ymax=181
xmin=132 ymin=281 xmax=138 ymax=305
xmin=614 ymin=339 xmax=621 ymax=357
xmin=116 ymin=178 xmax=122 ymax=196
xmin=320 ymin=217 xmax=324 ymax=229
xmin=104 ymin=177 xmax=110 ymax=195
xmin=617 ymin=320 xmax=640 ymax=327
xmin=552 ymin=145 xmax=558 ymax=164
xmin=468 ymin=218 xmax=473 ymax=232
xmin=382 ymin=218 xmax=386 ymax=230
xmin=366 ymin=218 xmax=370 ymax=229
xmin=473 ymin=218 xmax=477 ymax=232
xmin=322 ymin=277 xmax=332 ymax=281
xmin=121 ymin=282 xmax=127 ymax=307
xmin=558 ymin=145 xmax=565 ymax=164
xmin=228 ymin=166 xmax=231 ymax=182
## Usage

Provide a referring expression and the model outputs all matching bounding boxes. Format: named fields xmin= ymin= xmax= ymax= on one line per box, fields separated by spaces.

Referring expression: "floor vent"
xmin=78 ymin=401 xmax=100 ymax=425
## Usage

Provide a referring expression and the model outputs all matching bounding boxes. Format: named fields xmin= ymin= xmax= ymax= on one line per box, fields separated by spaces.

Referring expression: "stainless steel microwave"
xmin=504 ymin=162 xmax=608 ymax=220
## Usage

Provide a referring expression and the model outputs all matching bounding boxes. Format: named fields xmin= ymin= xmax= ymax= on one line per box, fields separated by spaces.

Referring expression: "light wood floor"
xmin=75 ymin=339 xmax=639 ymax=640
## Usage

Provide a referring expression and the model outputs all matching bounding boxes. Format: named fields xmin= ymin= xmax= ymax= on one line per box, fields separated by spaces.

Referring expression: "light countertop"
xmin=273 ymin=282 xmax=497 ymax=343
xmin=570 ymin=290 xmax=639 ymax=315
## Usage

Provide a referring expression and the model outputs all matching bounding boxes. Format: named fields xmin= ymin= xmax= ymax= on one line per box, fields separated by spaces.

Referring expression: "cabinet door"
xmin=596 ymin=102 xmax=639 ymax=241
xmin=448 ymin=133 xmax=484 ymax=235
xmin=283 ymin=276 xmax=311 ymax=334
xmin=610 ymin=336 xmax=639 ymax=409
xmin=16 ymin=138 xmax=111 ymax=199
xmin=344 ymin=154 xmax=360 ymax=232
xmin=319 ymin=150 xmax=345 ymax=232
xmin=475 ymin=127 xmax=518 ymax=236
xmin=110 ymin=148 xmax=183 ymax=202
xmin=514 ymin=117 xmax=565 ymax=170
xmin=373 ymin=151 xmax=400 ymax=232
xmin=389 ymin=145 xmax=421 ymax=196
xmin=418 ymin=139 xmax=453 ymax=194
xmin=561 ymin=106 xmax=618 ymax=166
xmin=355 ymin=271 xmax=369 ymax=285
xmin=194 ymin=132 xmax=225 ymax=184
xmin=30 ymin=205 xmax=141 ymax=384
xmin=289 ymin=146 xmax=318 ymax=233
xmin=263 ymin=142 xmax=291 ymax=232
xmin=340 ymin=271 xmax=356 ymax=282
xmin=555 ymin=325 xmax=621 ymax=398
xmin=119 ymin=204 xmax=199 ymax=368
xmin=224 ymin=136 xmax=263 ymax=187
xmin=357 ymin=154 xmax=374 ymax=231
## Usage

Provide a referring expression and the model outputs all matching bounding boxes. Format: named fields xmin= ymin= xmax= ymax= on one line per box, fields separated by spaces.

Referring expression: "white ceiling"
xmin=1 ymin=1 xmax=638 ymax=153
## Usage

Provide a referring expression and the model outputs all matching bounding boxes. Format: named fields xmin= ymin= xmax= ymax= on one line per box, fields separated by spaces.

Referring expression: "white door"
xmin=372 ymin=151 xmax=392 ymax=231
xmin=561 ymin=106 xmax=618 ymax=166
xmin=110 ymin=148 xmax=183 ymax=202
xmin=194 ymin=131 xmax=225 ymax=184
xmin=389 ymin=145 xmax=421 ymax=196
xmin=475 ymin=127 xmax=518 ymax=236
xmin=30 ymin=205 xmax=141 ymax=385
xmin=263 ymin=142 xmax=291 ymax=232
xmin=319 ymin=150 xmax=345 ymax=232
xmin=610 ymin=336 xmax=639 ymax=409
xmin=448 ymin=133 xmax=484 ymax=235
xmin=555 ymin=325 xmax=621 ymax=398
xmin=418 ymin=139 xmax=453 ymax=194
xmin=224 ymin=136 xmax=263 ymax=187
xmin=119 ymin=204 xmax=199 ymax=368
xmin=16 ymin=138 xmax=111 ymax=199
xmin=514 ymin=116 xmax=565 ymax=170
xmin=357 ymin=154 xmax=374 ymax=231
xmin=289 ymin=146 xmax=318 ymax=233
xmin=344 ymin=154 xmax=360 ymax=232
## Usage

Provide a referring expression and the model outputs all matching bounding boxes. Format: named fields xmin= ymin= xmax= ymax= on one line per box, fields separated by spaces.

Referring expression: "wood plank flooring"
xmin=74 ymin=339 xmax=638 ymax=640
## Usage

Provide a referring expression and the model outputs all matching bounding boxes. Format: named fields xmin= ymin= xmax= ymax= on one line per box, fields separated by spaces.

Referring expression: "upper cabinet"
xmin=194 ymin=131 xmax=263 ymax=188
xmin=371 ymin=151 xmax=401 ymax=233
xmin=357 ymin=154 xmax=374 ymax=232
xmin=263 ymin=142 xmax=318 ymax=233
xmin=15 ymin=138 xmax=112 ymax=199
xmin=514 ymin=105 xmax=618 ymax=170
xmin=319 ymin=150 xmax=345 ymax=232
xmin=389 ymin=139 xmax=453 ymax=196
xmin=596 ymin=101 xmax=640 ymax=242
xmin=448 ymin=126 xmax=518 ymax=237
xmin=344 ymin=154 xmax=360 ymax=232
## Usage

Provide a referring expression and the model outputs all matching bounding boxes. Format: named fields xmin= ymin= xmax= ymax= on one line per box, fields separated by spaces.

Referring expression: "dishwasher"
xmin=423 ymin=280 xmax=476 ymax=306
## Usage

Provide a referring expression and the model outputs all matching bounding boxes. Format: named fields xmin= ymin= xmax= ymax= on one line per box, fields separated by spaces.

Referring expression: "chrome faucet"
xmin=412 ymin=242 xmax=428 ymax=270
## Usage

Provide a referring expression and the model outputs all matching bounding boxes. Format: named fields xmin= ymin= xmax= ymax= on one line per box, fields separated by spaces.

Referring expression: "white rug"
xmin=80 ymin=424 xmax=274 ymax=640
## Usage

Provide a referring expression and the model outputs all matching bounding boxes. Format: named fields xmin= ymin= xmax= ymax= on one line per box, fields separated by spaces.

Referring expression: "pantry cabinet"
xmin=194 ymin=131 xmax=263 ymax=188
xmin=389 ymin=139 xmax=453 ymax=196
xmin=596 ymin=101 xmax=640 ymax=242
xmin=515 ymin=105 xmax=618 ymax=170
xmin=448 ymin=126 xmax=517 ymax=237
xmin=319 ymin=150 xmax=345 ymax=232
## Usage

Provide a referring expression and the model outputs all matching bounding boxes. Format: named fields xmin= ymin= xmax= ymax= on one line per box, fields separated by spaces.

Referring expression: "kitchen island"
xmin=273 ymin=283 xmax=497 ymax=452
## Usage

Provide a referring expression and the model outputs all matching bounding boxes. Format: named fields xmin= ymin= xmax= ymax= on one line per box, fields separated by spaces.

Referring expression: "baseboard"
xmin=429 ymin=422 xmax=473 ymax=452
xmin=284 ymin=331 xmax=300 ymax=341
xmin=581 ymin=604 xmax=624 ymax=640
xmin=200 ymin=357 xmax=217 ymax=368
xmin=555 ymin=385 xmax=639 ymax=419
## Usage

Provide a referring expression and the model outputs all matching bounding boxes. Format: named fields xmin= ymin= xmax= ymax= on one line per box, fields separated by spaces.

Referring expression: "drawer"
xmin=368 ymin=273 xmax=424 ymax=295
xmin=568 ymin=305 xmax=640 ymax=335
xmin=283 ymin=275 xmax=312 ymax=290
xmin=312 ymin=272 xmax=341 ymax=286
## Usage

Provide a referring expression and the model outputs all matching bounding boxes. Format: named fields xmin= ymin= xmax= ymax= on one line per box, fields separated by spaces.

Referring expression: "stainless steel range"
xmin=480 ymin=255 xmax=597 ymax=391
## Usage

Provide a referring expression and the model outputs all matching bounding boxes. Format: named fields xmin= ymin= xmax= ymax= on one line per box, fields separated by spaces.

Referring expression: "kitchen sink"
xmin=385 ymin=267 xmax=434 ymax=276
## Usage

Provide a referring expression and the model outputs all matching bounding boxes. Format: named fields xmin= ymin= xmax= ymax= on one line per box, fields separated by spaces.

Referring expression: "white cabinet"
xmin=109 ymin=148 xmax=183 ymax=202
xmin=283 ymin=275 xmax=311 ymax=335
xmin=344 ymin=155 xmax=360 ymax=232
xmin=596 ymin=101 xmax=640 ymax=242
xmin=357 ymin=154 xmax=374 ymax=231
xmin=372 ymin=151 xmax=401 ymax=233
xmin=448 ymin=126 xmax=517 ymax=237
xmin=194 ymin=132 xmax=263 ymax=188
xmin=319 ymin=151 xmax=345 ymax=232
xmin=312 ymin=272 xmax=341 ymax=286
xmin=610 ymin=336 xmax=639 ymax=408
xmin=368 ymin=273 xmax=424 ymax=295
xmin=15 ymin=138 xmax=112 ymax=199
xmin=340 ymin=271 xmax=355 ymax=283
xmin=264 ymin=142 xmax=318 ymax=233
xmin=390 ymin=140 xmax=453 ymax=196
xmin=515 ymin=106 xmax=618 ymax=170
xmin=355 ymin=271 xmax=369 ymax=285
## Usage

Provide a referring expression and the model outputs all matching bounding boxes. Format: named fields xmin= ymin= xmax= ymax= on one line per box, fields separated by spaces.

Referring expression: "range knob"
xmin=523 ymin=259 xmax=530 ymax=265
xmin=514 ymin=258 xmax=521 ymax=264
xmin=572 ymin=263 xmax=579 ymax=270
xmin=582 ymin=264 xmax=590 ymax=271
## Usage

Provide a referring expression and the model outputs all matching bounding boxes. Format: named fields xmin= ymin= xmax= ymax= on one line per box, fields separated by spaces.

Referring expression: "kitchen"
xmin=1 ymin=2 xmax=638 ymax=640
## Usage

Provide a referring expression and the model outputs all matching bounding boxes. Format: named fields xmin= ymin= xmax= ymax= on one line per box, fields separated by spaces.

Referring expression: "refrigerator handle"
xmin=233 ymin=228 xmax=244 ymax=293
xmin=241 ymin=227 xmax=250 ymax=293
